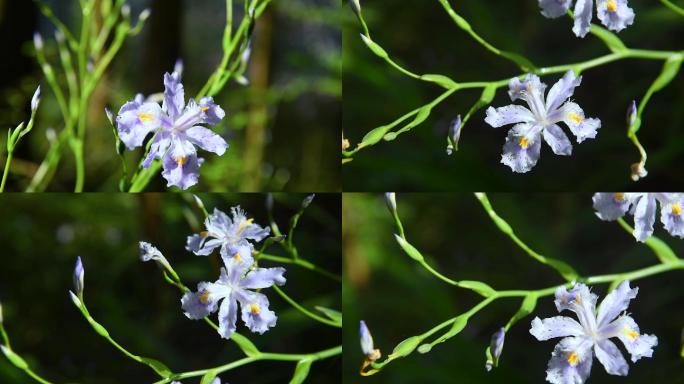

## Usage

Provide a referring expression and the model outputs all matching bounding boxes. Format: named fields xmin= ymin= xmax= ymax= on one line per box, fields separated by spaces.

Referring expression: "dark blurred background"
xmin=0 ymin=193 xmax=341 ymax=383
xmin=343 ymin=193 xmax=684 ymax=383
xmin=342 ymin=0 xmax=684 ymax=191
xmin=0 ymin=0 xmax=341 ymax=191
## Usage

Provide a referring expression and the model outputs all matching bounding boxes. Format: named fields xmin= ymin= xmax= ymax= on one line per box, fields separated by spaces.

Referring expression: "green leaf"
xmin=479 ymin=84 xmax=497 ymax=105
xmin=141 ymin=357 xmax=173 ymax=378
xmin=231 ymin=333 xmax=260 ymax=356
xmin=360 ymin=34 xmax=388 ymax=59
xmin=458 ymin=280 xmax=495 ymax=297
xmin=360 ymin=125 xmax=391 ymax=146
xmin=289 ymin=358 xmax=313 ymax=384
xmin=200 ymin=370 xmax=219 ymax=384
xmin=315 ymin=306 xmax=342 ymax=326
xmin=500 ymin=50 xmax=536 ymax=72
xmin=545 ymin=259 xmax=579 ymax=282
xmin=590 ymin=25 xmax=627 ymax=53
xmin=1 ymin=346 xmax=28 ymax=370
xmin=644 ymin=235 xmax=679 ymax=264
xmin=420 ymin=74 xmax=457 ymax=89
xmin=507 ymin=293 xmax=538 ymax=328
xmin=434 ymin=314 xmax=468 ymax=345
xmin=394 ymin=235 xmax=424 ymax=262
xmin=390 ymin=335 xmax=423 ymax=358
xmin=87 ymin=317 xmax=110 ymax=338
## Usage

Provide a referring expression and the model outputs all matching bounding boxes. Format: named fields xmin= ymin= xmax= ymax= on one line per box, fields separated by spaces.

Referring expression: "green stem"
xmin=661 ymin=0 xmax=684 ymax=16
xmin=0 ymin=152 xmax=13 ymax=192
xmin=474 ymin=193 xmax=578 ymax=281
xmin=258 ymin=253 xmax=341 ymax=281
xmin=272 ymin=286 xmax=341 ymax=328
xmin=152 ymin=345 xmax=342 ymax=384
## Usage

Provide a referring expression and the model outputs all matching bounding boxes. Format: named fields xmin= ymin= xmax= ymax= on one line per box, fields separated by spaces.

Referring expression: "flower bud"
xmin=360 ymin=320 xmax=381 ymax=361
xmin=485 ymin=327 xmax=505 ymax=371
xmin=301 ymin=194 xmax=315 ymax=209
xmin=105 ymin=107 xmax=114 ymax=126
xmin=121 ymin=4 xmax=131 ymax=18
xmin=446 ymin=115 xmax=462 ymax=156
xmin=33 ymin=32 xmax=44 ymax=51
xmin=384 ymin=192 xmax=396 ymax=213
xmin=630 ymin=162 xmax=648 ymax=182
xmin=626 ymin=100 xmax=637 ymax=127
xmin=54 ymin=30 xmax=65 ymax=44
xmin=138 ymin=8 xmax=151 ymax=23
xmin=349 ymin=0 xmax=361 ymax=15
xmin=30 ymin=85 xmax=41 ymax=112
xmin=174 ymin=59 xmax=184 ymax=77
xmin=139 ymin=242 xmax=173 ymax=272
xmin=73 ymin=256 xmax=84 ymax=298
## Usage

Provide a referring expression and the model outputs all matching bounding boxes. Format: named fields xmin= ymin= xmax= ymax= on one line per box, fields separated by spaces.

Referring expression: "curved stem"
xmin=272 ymin=285 xmax=341 ymax=328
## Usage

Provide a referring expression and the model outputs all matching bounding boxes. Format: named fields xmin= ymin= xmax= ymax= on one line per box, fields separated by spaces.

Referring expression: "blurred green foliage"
xmin=0 ymin=0 xmax=341 ymax=191
xmin=343 ymin=193 xmax=684 ymax=383
xmin=0 ymin=193 xmax=340 ymax=383
xmin=343 ymin=0 xmax=684 ymax=191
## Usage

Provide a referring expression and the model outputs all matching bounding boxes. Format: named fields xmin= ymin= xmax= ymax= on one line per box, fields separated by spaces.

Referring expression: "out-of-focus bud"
xmin=46 ymin=127 xmax=57 ymax=144
xmin=626 ymin=100 xmax=637 ymax=127
xmin=31 ymin=85 xmax=41 ymax=112
xmin=105 ymin=108 xmax=114 ymax=126
xmin=33 ymin=32 xmax=44 ymax=51
xmin=446 ymin=115 xmax=462 ymax=156
xmin=360 ymin=320 xmax=381 ymax=361
xmin=73 ymin=256 xmax=84 ymax=298
xmin=349 ymin=0 xmax=361 ymax=15
xmin=485 ymin=327 xmax=505 ymax=372
xmin=301 ymin=194 xmax=315 ymax=209
xmin=174 ymin=59 xmax=184 ymax=77
xmin=384 ymin=192 xmax=396 ymax=213
xmin=54 ymin=30 xmax=65 ymax=44
xmin=138 ymin=8 xmax=151 ymax=23
xmin=121 ymin=4 xmax=131 ymax=18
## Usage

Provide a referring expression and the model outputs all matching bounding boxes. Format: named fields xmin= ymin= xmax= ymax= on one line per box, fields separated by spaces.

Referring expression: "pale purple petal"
xmin=560 ymin=102 xmax=601 ymax=143
xmin=573 ymin=0 xmax=594 ymax=37
xmin=142 ymin=132 xmax=171 ymax=168
xmin=545 ymin=337 xmax=594 ymax=384
xmin=173 ymin=100 xmax=202 ymax=131
xmin=501 ymin=124 xmax=542 ymax=173
xmin=594 ymin=339 xmax=629 ymax=376
xmin=484 ymin=105 xmax=535 ymax=128
xmin=539 ymin=0 xmax=572 ymax=18
xmin=592 ymin=193 xmax=632 ymax=221
xmin=543 ymin=124 xmax=573 ymax=156
xmin=240 ymin=267 xmax=286 ymax=289
xmin=596 ymin=280 xmax=638 ymax=326
xmin=217 ymin=296 xmax=238 ymax=339
xmin=660 ymin=195 xmax=684 ymax=238
xmin=546 ymin=70 xmax=582 ymax=112
xmin=238 ymin=291 xmax=277 ymax=334
xmin=186 ymin=126 xmax=228 ymax=156
xmin=116 ymin=101 xmax=162 ymax=149
xmin=530 ymin=316 xmax=585 ymax=341
xmin=163 ymin=72 xmax=185 ymax=120
xmin=633 ymin=194 xmax=657 ymax=242
xmin=181 ymin=284 xmax=219 ymax=320
xmin=220 ymin=243 xmax=255 ymax=272
xmin=360 ymin=320 xmax=374 ymax=355
xmin=199 ymin=97 xmax=226 ymax=126
xmin=597 ymin=0 xmax=634 ymax=33
xmin=606 ymin=315 xmax=658 ymax=362
xmin=161 ymin=138 xmax=200 ymax=190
